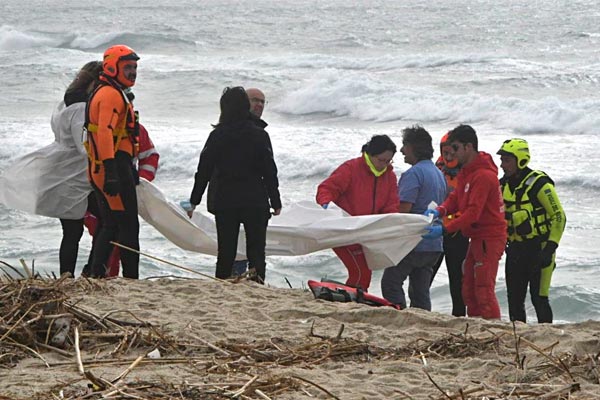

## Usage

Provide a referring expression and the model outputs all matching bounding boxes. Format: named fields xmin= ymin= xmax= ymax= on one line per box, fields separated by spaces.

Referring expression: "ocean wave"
xmin=551 ymin=285 xmax=600 ymax=322
xmin=65 ymin=32 xmax=198 ymax=53
xmin=0 ymin=26 xmax=59 ymax=51
xmin=555 ymin=176 xmax=600 ymax=191
xmin=258 ymin=53 xmax=494 ymax=71
xmin=0 ymin=26 xmax=197 ymax=53
xmin=275 ymin=71 xmax=600 ymax=135
xmin=564 ymin=30 xmax=600 ymax=39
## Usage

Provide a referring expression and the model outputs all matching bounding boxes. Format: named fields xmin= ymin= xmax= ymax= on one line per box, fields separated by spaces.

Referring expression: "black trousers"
xmin=59 ymin=192 xmax=100 ymax=276
xmin=431 ymin=231 xmax=469 ymax=317
xmin=214 ymin=207 xmax=270 ymax=282
xmin=90 ymin=151 xmax=140 ymax=278
xmin=505 ymin=240 xmax=553 ymax=323
xmin=59 ymin=218 xmax=84 ymax=276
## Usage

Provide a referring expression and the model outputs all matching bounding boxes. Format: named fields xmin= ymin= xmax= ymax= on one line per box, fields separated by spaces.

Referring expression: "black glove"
xmin=103 ymin=158 xmax=121 ymax=196
xmin=538 ymin=241 xmax=558 ymax=269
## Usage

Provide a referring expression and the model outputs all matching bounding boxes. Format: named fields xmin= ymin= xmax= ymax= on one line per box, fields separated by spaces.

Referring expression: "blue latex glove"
xmin=321 ymin=203 xmax=329 ymax=209
xmin=422 ymin=225 xmax=443 ymax=239
xmin=423 ymin=208 xmax=440 ymax=219
xmin=180 ymin=200 xmax=195 ymax=212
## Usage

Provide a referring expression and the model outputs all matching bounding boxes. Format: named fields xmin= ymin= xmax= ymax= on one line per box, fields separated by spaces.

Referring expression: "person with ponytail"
xmin=0 ymin=61 xmax=102 ymax=277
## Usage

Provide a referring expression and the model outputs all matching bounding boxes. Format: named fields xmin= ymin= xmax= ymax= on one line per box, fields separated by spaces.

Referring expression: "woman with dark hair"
xmin=187 ymin=86 xmax=282 ymax=283
xmin=0 ymin=61 xmax=102 ymax=276
xmin=316 ymin=135 xmax=400 ymax=291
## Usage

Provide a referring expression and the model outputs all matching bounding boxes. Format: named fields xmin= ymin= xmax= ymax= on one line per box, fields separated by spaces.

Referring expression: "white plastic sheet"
xmin=0 ymin=103 xmax=90 ymax=220
xmin=137 ymin=180 xmax=431 ymax=270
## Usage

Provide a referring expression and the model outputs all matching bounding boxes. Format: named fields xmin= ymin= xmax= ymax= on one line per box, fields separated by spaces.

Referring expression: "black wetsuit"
xmin=89 ymin=150 xmax=140 ymax=278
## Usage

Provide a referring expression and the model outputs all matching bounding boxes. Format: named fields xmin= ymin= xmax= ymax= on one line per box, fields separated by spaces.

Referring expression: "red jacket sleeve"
xmin=438 ymin=188 xmax=457 ymax=218
xmin=443 ymin=171 xmax=495 ymax=233
xmin=316 ymin=162 xmax=352 ymax=206
xmin=137 ymin=124 xmax=160 ymax=181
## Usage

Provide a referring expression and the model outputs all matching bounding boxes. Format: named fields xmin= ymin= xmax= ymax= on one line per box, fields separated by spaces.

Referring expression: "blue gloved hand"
xmin=422 ymin=225 xmax=443 ymax=239
xmin=180 ymin=200 xmax=196 ymax=212
xmin=321 ymin=203 xmax=329 ymax=209
xmin=423 ymin=208 xmax=440 ymax=219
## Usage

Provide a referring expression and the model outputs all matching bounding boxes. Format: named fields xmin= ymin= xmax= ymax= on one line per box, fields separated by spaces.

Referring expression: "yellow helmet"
xmin=497 ymin=138 xmax=530 ymax=169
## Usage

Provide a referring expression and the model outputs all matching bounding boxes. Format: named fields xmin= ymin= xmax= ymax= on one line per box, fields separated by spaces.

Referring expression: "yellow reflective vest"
xmin=500 ymin=170 xmax=566 ymax=244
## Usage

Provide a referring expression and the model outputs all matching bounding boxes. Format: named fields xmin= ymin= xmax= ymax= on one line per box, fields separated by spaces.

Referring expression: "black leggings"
xmin=431 ymin=231 xmax=469 ymax=317
xmin=214 ymin=207 xmax=270 ymax=282
xmin=90 ymin=151 xmax=140 ymax=278
xmin=58 ymin=192 xmax=100 ymax=276
xmin=59 ymin=218 xmax=84 ymax=276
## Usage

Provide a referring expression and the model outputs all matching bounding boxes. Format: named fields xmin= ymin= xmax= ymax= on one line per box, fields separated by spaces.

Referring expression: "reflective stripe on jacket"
xmin=501 ymin=169 xmax=566 ymax=243
xmin=136 ymin=124 xmax=159 ymax=181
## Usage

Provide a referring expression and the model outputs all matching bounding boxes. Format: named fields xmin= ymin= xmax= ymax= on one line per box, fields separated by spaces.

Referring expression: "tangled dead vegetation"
xmin=1 ymin=260 xmax=600 ymax=399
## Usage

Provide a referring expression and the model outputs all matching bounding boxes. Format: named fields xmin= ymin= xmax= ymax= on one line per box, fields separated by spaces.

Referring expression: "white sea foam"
xmin=68 ymin=32 xmax=127 ymax=50
xmin=0 ymin=26 xmax=59 ymax=51
xmin=276 ymin=71 xmax=600 ymax=135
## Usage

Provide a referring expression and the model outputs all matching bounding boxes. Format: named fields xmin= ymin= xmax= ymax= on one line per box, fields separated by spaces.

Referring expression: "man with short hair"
xmin=232 ymin=87 xmax=269 ymax=276
xmin=424 ymin=125 xmax=507 ymax=319
xmin=381 ymin=125 xmax=446 ymax=310
xmin=498 ymin=138 xmax=566 ymax=323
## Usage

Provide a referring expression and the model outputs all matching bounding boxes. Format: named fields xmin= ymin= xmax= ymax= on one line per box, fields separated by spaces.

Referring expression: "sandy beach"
xmin=1 ymin=274 xmax=600 ymax=399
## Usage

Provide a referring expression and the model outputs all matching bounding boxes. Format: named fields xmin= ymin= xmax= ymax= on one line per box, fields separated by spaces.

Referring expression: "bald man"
xmin=247 ymin=87 xmax=266 ymax=119
xmin=232 ymin=87 xmax=270 ymax=277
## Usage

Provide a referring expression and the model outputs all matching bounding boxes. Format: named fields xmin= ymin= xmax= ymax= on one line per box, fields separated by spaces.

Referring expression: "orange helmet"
xmin=103 ymin=44 xmax=139 ymax=87
xmin=440 ymin=131 xmax=458 ymax=168
xmin=440 ymin=131 xmax=451 ymax=149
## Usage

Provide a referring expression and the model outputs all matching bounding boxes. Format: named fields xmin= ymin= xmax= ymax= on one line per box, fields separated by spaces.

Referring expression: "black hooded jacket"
xmin=190 ymin=118 xmax=281 ymax=214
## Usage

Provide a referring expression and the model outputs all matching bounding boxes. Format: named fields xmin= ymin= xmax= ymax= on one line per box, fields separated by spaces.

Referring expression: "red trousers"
xmin=333 ymin=244 xmax=371 ymax=291
xmin=462 ymin=237 xmax=505 ymax=319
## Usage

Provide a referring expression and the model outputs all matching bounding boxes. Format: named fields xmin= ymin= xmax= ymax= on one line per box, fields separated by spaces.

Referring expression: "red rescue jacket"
xmin=316 ymin=156 xmax=399 ymax=216
xmin=438 ymin=152 xmax=507 ymax=240
xmin=137 ymin=124 xmax=159 ymax=181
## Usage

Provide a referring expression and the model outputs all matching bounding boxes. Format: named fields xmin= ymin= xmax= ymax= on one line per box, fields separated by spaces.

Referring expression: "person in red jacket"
xmin=316 ymin=135 xmax=400 ymax=291
xmin=84 ymin=123 xmax=159 ymax=277
xmin=424 ymin=125 xmax=506 ymax=319
xmin=136 ymin=124 xmax=160 ymax=181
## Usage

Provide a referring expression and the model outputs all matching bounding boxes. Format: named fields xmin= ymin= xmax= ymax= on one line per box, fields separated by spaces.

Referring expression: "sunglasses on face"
xmin=450 ymin=143 xmax=464 ymax=152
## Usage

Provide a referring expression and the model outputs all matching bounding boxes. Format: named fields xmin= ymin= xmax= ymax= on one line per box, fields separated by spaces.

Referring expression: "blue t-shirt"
xmin=398 ymin=160 xmax=447 ymax=252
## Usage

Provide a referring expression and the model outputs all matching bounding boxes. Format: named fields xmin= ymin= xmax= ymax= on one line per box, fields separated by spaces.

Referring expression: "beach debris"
xmin=1 ymin=272 xmax=599 ymax=399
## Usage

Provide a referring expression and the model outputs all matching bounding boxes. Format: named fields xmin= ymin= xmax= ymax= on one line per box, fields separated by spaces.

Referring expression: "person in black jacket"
xmin=187 ymin=86 xmax=282 ymax=283
xmin=232 ymin=87 xmax=269 ymax=276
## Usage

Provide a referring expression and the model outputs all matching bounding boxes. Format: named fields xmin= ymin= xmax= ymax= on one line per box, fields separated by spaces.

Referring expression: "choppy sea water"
xmin=1 ymin=0 xmax=599 ymax=322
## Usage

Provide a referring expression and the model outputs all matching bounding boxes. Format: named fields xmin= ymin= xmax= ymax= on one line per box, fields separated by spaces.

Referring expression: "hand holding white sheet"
xmin=136 ymin=179 xmax=430 ymax=270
